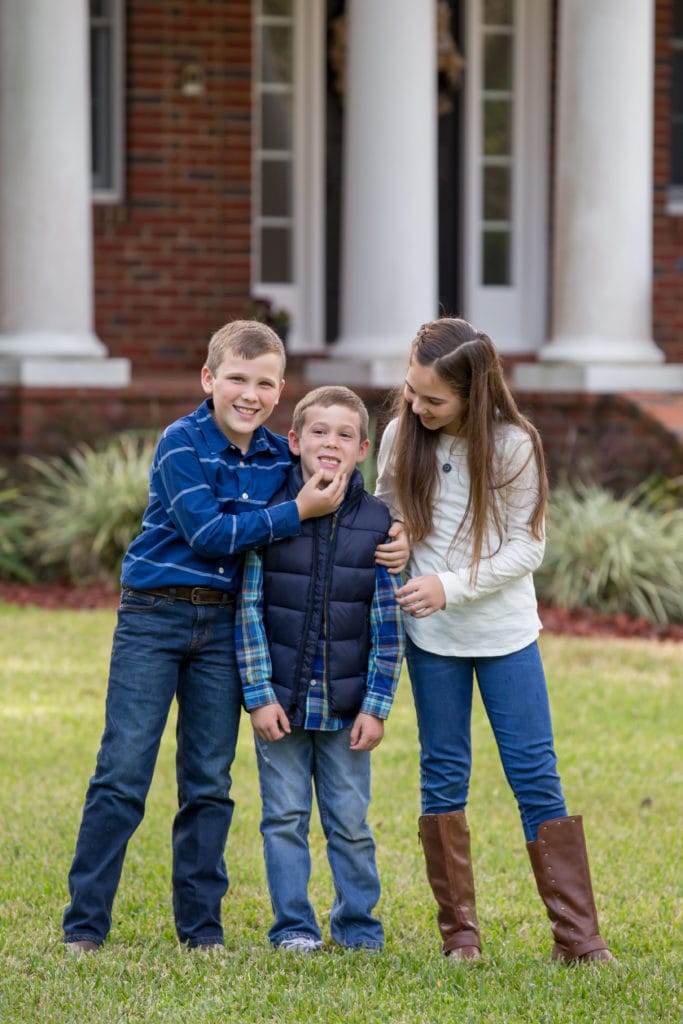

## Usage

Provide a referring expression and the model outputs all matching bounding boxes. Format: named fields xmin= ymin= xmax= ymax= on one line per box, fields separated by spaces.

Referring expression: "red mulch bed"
xmin=0 ymin=582 xmax=681 ymax=641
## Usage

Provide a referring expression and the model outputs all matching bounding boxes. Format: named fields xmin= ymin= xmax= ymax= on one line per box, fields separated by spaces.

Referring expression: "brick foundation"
xmin=2 ymin=375 xmax=681 ymax=494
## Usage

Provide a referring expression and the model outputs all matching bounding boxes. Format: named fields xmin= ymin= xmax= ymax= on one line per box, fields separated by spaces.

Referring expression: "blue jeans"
xmin=406 ymin=637 xmax=567 ymax=842
xmin=63 ymin=588 xmax=242 ymax=947
xmin=254 ymin=725 xmax=384 ymax=949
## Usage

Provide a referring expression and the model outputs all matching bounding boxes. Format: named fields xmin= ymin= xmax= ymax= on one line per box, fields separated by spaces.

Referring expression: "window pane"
xmin=261 ymin=160 xmax=292 ymax=217
xmin=261 ymin=227 xmax=292 ymax=283
xmin=483 ymin=99 xmax=512 ymax=156
xmin=483 ymin=166 xmax=511 ymax=220
xmin=482 ymin=230 xmax=510 ymax=285
xmin=260 ymin=92 xmax=293 ymax=151
xmin=672 ymin=119 xmax=683 ymax=183
xmin=484 ymin=0 xmax=513 ymax=26
xmin=674 ymin=0 xmax=683 ymax=38
xmin=484 ymin=33 xmax=512 ymax=92
xmin=263 ymin=0 xmax=292 ymax=14
xmin=90 ymin=26 xmax=112 ymax=185
xmin=261 ymin=24 xmax=293 ymax=85
xmin=673 ymin=51 xmax=683 ymax=114
xmin=90 ymin=0 xmax=107 ymax=18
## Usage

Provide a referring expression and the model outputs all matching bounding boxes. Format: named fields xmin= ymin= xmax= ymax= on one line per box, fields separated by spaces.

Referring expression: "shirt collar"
xmin=199 ymin=398 xmax=284 ymax=457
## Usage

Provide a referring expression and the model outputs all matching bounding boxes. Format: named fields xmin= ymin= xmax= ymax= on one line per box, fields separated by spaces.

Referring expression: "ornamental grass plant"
xmin=10 ymin=427 xmax=683 ymax=629
xmin=21 ymin=433 xmax=156 ymax=583
xmin=0 ymin=605 xmax=680 ymax=1023
xmin=535 ymin=480 xmax=683 ymax=625
xmin=0 ymin=468 xmax=33 ymax=582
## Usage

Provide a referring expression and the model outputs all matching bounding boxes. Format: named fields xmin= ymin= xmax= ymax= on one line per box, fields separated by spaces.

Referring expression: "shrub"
xmin=359 ymin=415 xmax=379 ymax=494
xmin=22 ymin=434 xmax=156 ymax=584
xmin=535 ymin=480 xmax=683 ymax=624
xmin=0 ymin=469 xmax=34 ymax=581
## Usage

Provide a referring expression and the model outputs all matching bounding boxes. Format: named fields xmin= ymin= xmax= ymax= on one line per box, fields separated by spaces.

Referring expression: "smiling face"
xmin=288 ymin=403 xmax=370 ymax=483
xmin=403 ymin=359 xmax=465 ymax=435
xmin=201 ymin=352 xmax=285 ymax=451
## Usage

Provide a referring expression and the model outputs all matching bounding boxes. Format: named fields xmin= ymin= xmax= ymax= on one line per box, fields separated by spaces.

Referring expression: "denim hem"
xmin=64 ymin=934 xmax=102 ymax=946
xmin=183 ymin=937 xmax=225 ymax=949
xmin=272 ymin=931 xmax=322 ymax=946
xmin=337 ymin=941 xmax=384 ymax=951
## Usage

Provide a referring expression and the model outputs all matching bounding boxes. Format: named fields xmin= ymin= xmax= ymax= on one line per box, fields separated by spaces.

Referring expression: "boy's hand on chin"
xmin=295 ymin=470 xmax=347 ymax=520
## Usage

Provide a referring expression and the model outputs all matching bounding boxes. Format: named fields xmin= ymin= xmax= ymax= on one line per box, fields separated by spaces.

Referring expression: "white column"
xmin=0 ymin=0 xmax=129 ymax=386
xmin=515 ymin=0 xmax=683 ymax=393
xmin=308 ymin=0 xmax=437 ymax=386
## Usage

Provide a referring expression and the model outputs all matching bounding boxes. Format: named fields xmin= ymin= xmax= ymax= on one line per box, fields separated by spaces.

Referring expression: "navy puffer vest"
xmin=262 ymin=465 xmax=391 ymax=724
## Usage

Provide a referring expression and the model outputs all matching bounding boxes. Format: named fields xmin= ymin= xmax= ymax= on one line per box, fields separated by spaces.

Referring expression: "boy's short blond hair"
xmin=205 ymin=320 xmax=286 ymax=376
xmin=291 ymin=386 xmax=370 ymax=441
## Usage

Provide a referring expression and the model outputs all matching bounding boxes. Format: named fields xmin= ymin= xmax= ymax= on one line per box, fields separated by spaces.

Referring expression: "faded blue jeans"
xmin=254 ymin=725 xmax=384 ymax=949
xmin=63 ymin=587 xmax=241 ymax=947
xmin=406 ymin=637 xmax=567 ymax=842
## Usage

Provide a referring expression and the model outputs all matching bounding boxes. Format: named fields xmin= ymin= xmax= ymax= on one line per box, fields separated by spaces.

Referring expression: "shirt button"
xmin=218 ymin=567 xmax=224 ymax=574
xmin=310 ymin=678 xmax=318 ymax=688
xmin=242 ymin=492 xmax=249 ymax=499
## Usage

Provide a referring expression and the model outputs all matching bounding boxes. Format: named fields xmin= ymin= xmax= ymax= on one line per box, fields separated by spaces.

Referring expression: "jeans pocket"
xmin=119 ymin=587 xmax=164 ymax=611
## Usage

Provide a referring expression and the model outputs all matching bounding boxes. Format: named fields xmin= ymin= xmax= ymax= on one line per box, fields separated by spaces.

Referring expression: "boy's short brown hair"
xmin=291 ymin=386 xmax=370 ymax=441
xmin=205 ymin=320 xmax=286 ymax=376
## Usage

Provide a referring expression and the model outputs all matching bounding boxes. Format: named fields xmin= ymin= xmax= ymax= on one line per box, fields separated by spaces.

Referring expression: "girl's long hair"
xmin=390 ymin=318 xmax=548 ymax=577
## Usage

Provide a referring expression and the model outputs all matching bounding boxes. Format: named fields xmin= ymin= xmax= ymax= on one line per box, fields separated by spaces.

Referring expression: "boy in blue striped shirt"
xmin=63 ymin=321 xmax=352 ymax=955
xmin=236 ymin=386 xmax=406 ymax=953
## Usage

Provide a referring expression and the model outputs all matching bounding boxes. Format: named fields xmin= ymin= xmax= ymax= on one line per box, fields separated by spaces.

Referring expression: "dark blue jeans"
xmin=406 ymin=637 xmax=567 ymax=841
xmin=63 ymin=588 xmax=241 ymax=947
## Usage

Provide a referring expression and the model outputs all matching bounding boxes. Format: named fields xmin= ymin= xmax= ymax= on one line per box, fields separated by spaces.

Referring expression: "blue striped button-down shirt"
xmin=236 ymin=547 xmax=405 ymax=729
xmin=121 ymin=399 xmax=298 ymax=592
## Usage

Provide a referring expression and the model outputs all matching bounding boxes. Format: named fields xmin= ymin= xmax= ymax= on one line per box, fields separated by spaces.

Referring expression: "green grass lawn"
xmin=0 ymin=606 xmax=680 ymax=1023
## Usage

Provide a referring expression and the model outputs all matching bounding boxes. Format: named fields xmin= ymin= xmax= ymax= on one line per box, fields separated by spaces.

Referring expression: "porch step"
xmin=624 ymin=391 xmax=683 ymax=444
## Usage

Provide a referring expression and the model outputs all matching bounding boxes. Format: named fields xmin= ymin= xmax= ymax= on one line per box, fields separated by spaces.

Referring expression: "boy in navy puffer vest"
xmin=236 ymin=386 xmax=406 ymax=952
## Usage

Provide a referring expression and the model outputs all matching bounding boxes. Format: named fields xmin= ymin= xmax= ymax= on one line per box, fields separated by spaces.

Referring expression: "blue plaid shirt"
xmin=236 ymin=547 xmax=405 ymax=729
xmin=121 ymin=399 xmax=298 ymax=592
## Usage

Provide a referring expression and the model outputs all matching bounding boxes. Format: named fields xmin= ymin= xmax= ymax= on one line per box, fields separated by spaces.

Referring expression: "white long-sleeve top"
xmin=376 ymin=417 xmax=545 ymax=657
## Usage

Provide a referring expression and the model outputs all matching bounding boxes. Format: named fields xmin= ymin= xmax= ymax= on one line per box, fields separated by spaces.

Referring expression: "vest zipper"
xmin=321 ymin=512 xmax=340 ymax=690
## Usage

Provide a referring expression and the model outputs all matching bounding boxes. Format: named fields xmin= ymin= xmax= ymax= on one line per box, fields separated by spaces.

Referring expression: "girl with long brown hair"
xmin=376 ymin=318 xmax=613 ymax=964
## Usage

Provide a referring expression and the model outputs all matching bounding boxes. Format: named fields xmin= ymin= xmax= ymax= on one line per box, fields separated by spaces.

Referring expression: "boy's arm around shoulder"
xmin=153 ymin=426 xmax=300 ymax=558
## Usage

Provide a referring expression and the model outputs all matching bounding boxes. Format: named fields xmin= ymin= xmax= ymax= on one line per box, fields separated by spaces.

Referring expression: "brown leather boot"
xmin=418 ymin=811 xmax=481 ymax=959
xmin=527 ymin=815 xmax=614 ymax=962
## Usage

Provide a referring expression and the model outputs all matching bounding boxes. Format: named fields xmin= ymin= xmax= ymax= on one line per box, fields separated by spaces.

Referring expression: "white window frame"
xmin=252 ymin=0 xmax=325 ymax=352
xmin=91 ymin=0 xmax=125 ymax=203
xmin=462 ymin=0 xmax=549 ymax=353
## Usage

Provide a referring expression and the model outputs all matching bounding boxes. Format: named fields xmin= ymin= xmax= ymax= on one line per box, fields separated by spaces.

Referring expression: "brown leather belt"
xmin=126 ymin=586 xmax=235 ymax=606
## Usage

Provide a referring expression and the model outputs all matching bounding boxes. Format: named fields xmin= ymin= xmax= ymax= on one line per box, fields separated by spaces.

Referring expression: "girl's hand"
xmin=374 ymin=521 xmax=410 ymax=574
xmin=396 ymin=575 xmax=446 ymax=618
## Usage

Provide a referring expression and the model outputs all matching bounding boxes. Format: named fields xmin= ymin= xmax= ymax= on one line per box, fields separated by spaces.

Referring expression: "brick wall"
xmin=93 ymin=0 xmax=254 ymax=374
xmin=93 ymin=1 xmax=681 ymax=373
xmin=516 ymin=391 xmax=683 ymax=492
xmin=3 ymin=375 xmax=680 ymax=498
xmin=3 ymin=2 xmax=682 ymax=473
xmin=654 ymin=0 xmax=683 ymax=364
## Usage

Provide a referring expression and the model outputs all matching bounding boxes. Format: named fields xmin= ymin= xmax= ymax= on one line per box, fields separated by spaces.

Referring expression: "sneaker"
xmin=65 ymin=940 xmax=100 ymax=956
xmin=194 ymin=942 xmax=225 ymax=955
xmin=277 ymin=936 xmax=322 ymax=953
